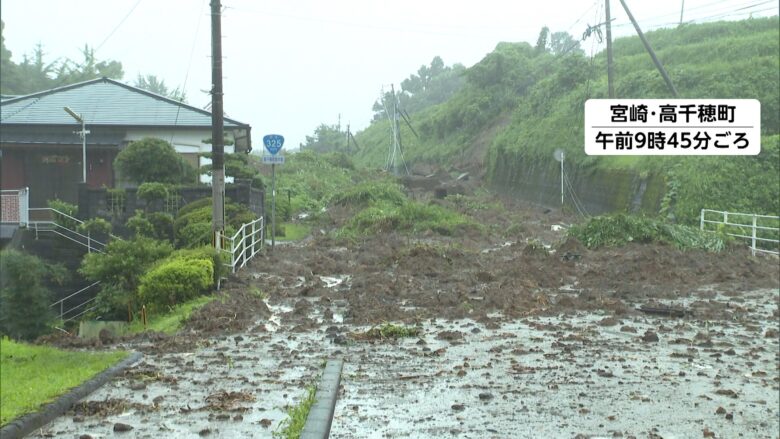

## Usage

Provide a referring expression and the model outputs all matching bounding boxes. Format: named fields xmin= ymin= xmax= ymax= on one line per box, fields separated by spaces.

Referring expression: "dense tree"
xmin=134 ymin=74 xmax=187 ymax=102
xmin=114 ymin=137 xmax=196 ymax=185
xmin=300 ymin=123 xmax=348 ymax=153
xmin=0 ymin=20 xmax=123 ymax=95
xmin=0 ymin=250 xmax=59 ymax=340
xmin=372 ymin=56 xmax=465 ymax=121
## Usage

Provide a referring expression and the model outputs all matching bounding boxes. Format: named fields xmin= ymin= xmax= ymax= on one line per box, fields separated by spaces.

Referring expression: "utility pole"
xmin=210 ymin=0 xmax=226 ymax=248
xmin=391 ymin=85 xmax=400 ymax=176
xmin=679 ymin=0 xmax=685 ymax=26
xmin=605 ymin=0 xmax=615 ymax=98
xmin=618 ymin=0 xmax=679 ymax=97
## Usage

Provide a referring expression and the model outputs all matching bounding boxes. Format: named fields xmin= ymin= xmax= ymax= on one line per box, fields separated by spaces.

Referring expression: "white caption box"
xmin=584 ymin=99 xmax=761 ymax=155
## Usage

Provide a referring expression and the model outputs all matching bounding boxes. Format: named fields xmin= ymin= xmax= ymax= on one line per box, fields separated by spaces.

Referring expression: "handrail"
xmin=217 ymin=217 xmax=264 ymax=273
xmin=700 ymin=209 xmax=779 ymax=256
xmin=50 ymin=281 xmax=100 ymax=307
xmin=29 ymin=207 xmax=84 ymax=225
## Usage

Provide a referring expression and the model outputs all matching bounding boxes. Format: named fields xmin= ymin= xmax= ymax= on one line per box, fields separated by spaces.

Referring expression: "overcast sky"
xmin=2 ymin=0 xmax=777 ymax=152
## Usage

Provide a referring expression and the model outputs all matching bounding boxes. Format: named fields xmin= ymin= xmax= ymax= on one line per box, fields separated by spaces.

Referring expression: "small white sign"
xmin=262 ymin=155 xmax=285 ymax=164
xmin=584 ymin=99 xmax=761 ymax=156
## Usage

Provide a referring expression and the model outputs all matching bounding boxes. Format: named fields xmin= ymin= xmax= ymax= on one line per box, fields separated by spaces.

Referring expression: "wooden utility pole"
xmin=679 ymin=0 xmax=685 ymax=26
xmin=618 ymin=0 xmax=679 ymax=97
xmin=605 ymin=0 xmax=615 ymax=98
xmin=210 ymin=0 xmax=226 ymax=246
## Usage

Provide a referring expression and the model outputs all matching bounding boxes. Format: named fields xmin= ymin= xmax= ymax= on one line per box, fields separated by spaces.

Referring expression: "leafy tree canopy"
xmin=1 ymin=21 xmax=123 ymax=95
xmin=114 ymin=137 xmax=196 ymax=185
xmin=134 ymin=74 xmax=187 ymax=102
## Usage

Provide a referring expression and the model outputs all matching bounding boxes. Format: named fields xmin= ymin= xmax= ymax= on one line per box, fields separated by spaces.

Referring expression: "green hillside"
xmin=352 ymin=17 xmax=780 ymax=223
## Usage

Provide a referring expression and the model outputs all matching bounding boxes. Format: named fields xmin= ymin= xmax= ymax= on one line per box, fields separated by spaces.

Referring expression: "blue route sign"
xmin=263 ymin=134 xmax=284 ymax=155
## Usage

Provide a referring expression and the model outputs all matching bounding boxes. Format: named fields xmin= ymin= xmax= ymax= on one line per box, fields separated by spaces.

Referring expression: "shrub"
xmin=136 ymin=182 xmax=170 ymax=205
xmin=47 ymin=199 xmax=78 ymax=229
xmin=568 ymin=214 xmax=727 ymax=251
xmin=331 ymin=180 xmax=406 ymax=207
xmin=169 ymin=246 xmax=228 ymax=285
xmin=126 ymin=210 xmax=155 ymax=237
xmin=174 ymin=198 xmax=255 ymax=247
xmin=77 ymin=217 xmax=112 ymax=237
xmin=0 ymin=250 xmax=55 ymax=340
xmin=114 ymin=137 xmax=195 ymax=184
xmin=80 ymin=237 xmax=173 ymax=319
xmin=138 ymin=258 xmax=213 ymax=310
xmin=146 ymin=212 xmax=174 ymax=241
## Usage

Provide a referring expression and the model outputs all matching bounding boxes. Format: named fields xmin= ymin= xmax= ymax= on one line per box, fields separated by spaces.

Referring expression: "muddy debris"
xmin=641 ymin=330 xmax=660 ymax=343
xmin=204 ymin=390 xmax=255 ymax=411
xmin=113 ymin=422 xmax=133 ymax=432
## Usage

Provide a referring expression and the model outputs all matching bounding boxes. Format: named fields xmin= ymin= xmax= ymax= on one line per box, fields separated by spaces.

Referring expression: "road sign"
xmin=263 ymin=134 xmax=284 ymax=155
xmin=262 ymin=155 xmax=285 ymax=164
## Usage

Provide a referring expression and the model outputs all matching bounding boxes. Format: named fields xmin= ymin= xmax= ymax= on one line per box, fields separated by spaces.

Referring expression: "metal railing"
xmin=50 ymin=281 xmax=101 ymax=324
xmin=700 ymin=209 xmax=780 ymax=256
xmin=27 ymin=208 xmax=116 ymax=253
xmin=217 ymin=217 xmax=265 ymax=273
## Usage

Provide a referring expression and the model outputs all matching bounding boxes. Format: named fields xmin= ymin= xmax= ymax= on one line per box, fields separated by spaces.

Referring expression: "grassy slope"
xmin=352 ymin=18 xmax=780 ymax=222
xmin=0 ymin=338 xmax=127 ymax=425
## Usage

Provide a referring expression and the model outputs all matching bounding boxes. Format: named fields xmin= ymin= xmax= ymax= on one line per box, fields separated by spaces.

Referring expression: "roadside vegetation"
xmin=0 ymin=338 xmax=127 ymax=425
xmin=273 ymin=383 xmax=318 ymax=439
xmin=569 ymin=214 xmax=728 ymax=251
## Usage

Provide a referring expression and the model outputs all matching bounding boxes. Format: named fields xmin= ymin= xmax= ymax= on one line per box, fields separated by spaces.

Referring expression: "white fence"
xmin=700 ymin=209 xmax=780 ymax=256
xmin=217 ymin=217 xmax=265 ymax=273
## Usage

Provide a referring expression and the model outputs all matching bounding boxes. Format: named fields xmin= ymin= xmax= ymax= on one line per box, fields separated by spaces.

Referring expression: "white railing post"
xmin=751 ymin=214 xmax=757 ymax=256
xmin=700 ymin=209 xmax=705 ymax=231
xmin=251 ymin=220 xmax=256 ymax=259
xmin=723 ymin=211 xmax=728 ymax=226
xmin=87 ymin=230 xmax=91 ymax=254
xmin=19 ymin=187 xmax=29 ymax=226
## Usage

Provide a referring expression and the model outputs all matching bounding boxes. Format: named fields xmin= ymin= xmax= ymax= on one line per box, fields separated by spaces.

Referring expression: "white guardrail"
xmin=700 ymin=209 xmax=780 ymax=256
xmin=217 ymin=217 xmax=265 ymax=273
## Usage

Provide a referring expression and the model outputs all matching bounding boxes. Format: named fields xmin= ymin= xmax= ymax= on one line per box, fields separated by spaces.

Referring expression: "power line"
xmin=95 ymin=0 xmax=143 ymax=53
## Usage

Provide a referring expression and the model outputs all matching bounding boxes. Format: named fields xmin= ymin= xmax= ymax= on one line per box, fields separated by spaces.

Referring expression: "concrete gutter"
xmin=300 ymin=358 xmax=344 ymax=439
xmin=0 ymin=351 xmax=142 ymax=439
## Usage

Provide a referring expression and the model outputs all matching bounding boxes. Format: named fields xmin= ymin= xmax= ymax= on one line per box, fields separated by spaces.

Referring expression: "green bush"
xmin=114 ymin=137 xmax=195 ymax=184
xmin=174 ymin=198 xmax=254 ymax=248
xmin=47 ymin=199 xmax=78 ymax=229
xmin=0 ymin=250 xmax=55 ymax=340
xmin=146 ymin=212 xmax=174 ymax=241
xmin=331 ymin=179 xmax=406 ymax=207
xmin=77 ymin=217 xmax=112 ymax=237
xmin=568 ymin=214 xmax=727 ymax=252
xmin=138 ymin=258 xmax=213 ymax=310
xmin=136 ymin=182 xmax=170 ymax=204
xmin=169 ymin=246 xmax=228 ymax=285
xmin=80 ymin=237 xmax=173 ymax=319
xmin=126 ymin=210 xmax=154 ymax=238
xmin=338 ymin=200 xmax=473 ymax=237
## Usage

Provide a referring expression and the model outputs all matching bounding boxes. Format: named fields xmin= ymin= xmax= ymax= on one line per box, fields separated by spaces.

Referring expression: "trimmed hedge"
xmin=138 ymin=258 xmax=213 ymax=310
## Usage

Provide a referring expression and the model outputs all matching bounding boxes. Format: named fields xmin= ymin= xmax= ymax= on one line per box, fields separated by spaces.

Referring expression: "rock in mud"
xmin=641 ymin=330 xmax=659 ymax=343
xmin=113 ymin=422 xmax=133 ymax=432
xmin=451 ymin=403 xmax=465 ymax=411
xmin=478 ymin=393 xmax=494 ymax=401
xmin=436 ymin=330 xmax=464 ymax=342
xmin=620 ymin=325 xmax=637 ymax=333
xmin=79 ymin=435 xmax=93 ymax=439
xmin=259 ymin=418 xmax=272 ymax=428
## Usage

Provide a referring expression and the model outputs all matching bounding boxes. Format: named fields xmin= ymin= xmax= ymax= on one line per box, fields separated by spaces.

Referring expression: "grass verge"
xmin=273 ymin=383 xmax=318 ymax=439
xmin=128 ymin=295 xmax=216 ymax=334
xmin=0 ymin=338 xmax=128 ymax=425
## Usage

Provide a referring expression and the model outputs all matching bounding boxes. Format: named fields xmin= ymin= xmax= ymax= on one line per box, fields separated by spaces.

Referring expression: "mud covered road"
xmin=38 ymin=197 xmax=779 ymax=438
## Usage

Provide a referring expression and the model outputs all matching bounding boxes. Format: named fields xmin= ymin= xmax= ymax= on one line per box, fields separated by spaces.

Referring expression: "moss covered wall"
xmin=489 ymin=149 xmax=665 ymax=215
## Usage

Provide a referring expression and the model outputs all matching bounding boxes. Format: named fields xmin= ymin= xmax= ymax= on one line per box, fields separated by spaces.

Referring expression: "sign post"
xmin=262 ymin=134 xmax=285 ymax=250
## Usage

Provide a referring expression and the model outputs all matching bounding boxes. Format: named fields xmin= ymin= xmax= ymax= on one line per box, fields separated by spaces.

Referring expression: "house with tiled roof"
xmin=0 ymin=77 xmax=252 ymax=207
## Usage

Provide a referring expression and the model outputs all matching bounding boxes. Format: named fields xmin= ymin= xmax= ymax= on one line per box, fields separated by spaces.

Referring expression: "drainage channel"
xmin=301 ymin=358 xmax=344 ymax=439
